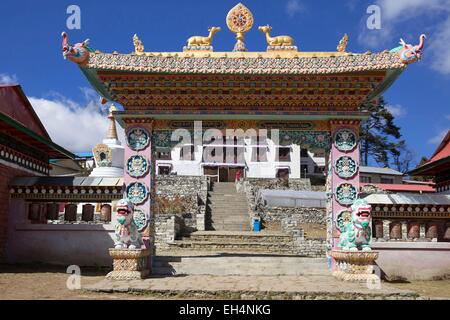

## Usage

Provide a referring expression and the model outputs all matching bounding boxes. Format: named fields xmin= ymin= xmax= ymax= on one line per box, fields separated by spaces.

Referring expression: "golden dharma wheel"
xmin=226 ymin=3 xmax=254 ymax=34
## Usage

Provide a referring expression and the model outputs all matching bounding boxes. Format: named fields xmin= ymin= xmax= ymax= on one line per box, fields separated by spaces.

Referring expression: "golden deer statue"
xmin=187 ymin=26 xmax=221 ymax=47
xmin=258 ymin=25 xmax=294 ymax=46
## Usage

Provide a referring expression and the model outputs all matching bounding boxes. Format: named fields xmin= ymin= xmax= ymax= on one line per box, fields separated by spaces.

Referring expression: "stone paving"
xmin=84 ymin=274 xmax=420 ymax=300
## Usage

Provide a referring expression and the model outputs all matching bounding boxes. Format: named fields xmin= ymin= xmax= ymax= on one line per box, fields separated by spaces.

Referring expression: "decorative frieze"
xmin=87 ymin=51 xmax=405 ymax=75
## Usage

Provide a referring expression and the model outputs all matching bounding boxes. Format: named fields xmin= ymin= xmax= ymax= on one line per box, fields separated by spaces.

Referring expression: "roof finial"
xmin=337 ymin=34 xmax=349 ymax=52
xmin=133 ymin=34 xmax=145 ymax=54
xmin=106 ymin=104 xmax=118 ymax=140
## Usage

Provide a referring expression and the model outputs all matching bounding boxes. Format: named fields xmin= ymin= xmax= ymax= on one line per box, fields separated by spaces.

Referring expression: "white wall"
xmin=6 ymin=199 xmax=117 ymax=266
xmin=156 ymin=139 xmax=309 ymax=179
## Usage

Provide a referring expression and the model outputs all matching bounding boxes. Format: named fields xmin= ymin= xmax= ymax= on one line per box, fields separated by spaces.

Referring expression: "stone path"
xmin=84 ymin=274 xmax=420 ymax=300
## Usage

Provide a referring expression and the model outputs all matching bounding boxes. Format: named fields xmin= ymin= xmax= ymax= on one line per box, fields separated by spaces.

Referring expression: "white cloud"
xmin=28 ymin=88 xmax=119 ymax=153
xmin=357 ymin=0 xmax=450 ymax=74
xmin=428 ymin=128 xmax=449 ymax=144
xmin=386 ymin=104 xmax=407 ymax=117
xmin=286 ymin=0 xmax=305 ymax=18
xmin=0 ymin=73 xmax=18 ymax=84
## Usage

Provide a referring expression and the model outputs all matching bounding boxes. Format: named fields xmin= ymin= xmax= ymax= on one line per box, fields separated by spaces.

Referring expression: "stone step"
xmin=210 ymin=212 xmax=248 ymax=216
xmin=209 ymin=210 xmax=248 ymax=214
xmin=152 ymin=255 xmax=328 ymax=276
xmin=170 ymin=240 xmax=294 ymax=251
xmin=210 ymin=226 xmax=250 ymax=231
xmin=186 ymin=231 xmax=292 ymax=243
xmin=209 ymin=203 xmax=248 ymax=207
xmin=208 ymin=196 xmax=247 ymax=201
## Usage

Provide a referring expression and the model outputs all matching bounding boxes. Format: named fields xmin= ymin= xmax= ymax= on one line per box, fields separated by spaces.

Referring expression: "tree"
xmin=359 ymin=97 xmax=408 ymax=169
xmin=389 ymin=140 xmax=415 ymax=173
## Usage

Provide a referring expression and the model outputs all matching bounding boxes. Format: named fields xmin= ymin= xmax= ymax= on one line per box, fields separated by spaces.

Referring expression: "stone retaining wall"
xmin=154 ymin=176 xmax=209 ymax=248
xmin=154 ymin=214 xmax=184 ymax=249
xmin=242 ymin=178 xmax=326 ymax=257
xmin=155 ymin=175 xmax=209 ymax=232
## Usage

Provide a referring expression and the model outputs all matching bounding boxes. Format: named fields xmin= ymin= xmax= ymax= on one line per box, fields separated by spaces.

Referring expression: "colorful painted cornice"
xmin=85 ymin=51 xmax=405 ymax=75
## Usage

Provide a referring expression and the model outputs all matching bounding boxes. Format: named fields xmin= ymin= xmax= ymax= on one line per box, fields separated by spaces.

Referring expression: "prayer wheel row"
xmin=28 ymin=203 xmax=112 ymax=222
xmin=373 ymin=220 xmax=450 ymax=240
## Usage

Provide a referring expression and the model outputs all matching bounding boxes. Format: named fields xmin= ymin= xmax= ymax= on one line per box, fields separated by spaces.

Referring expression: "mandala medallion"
xmin=336 ymin=209 xmax=352 ymax=232
xmin=335 ymin=183 xmax=357 ymax=206
xmin=126 ymin=155 xmax=149 ymax=178
xmin=334 ymin=156 xmax=358 ymax=179
xmin=127 ymin=127 xmax=150 ymax=151
xmin=133 ymin=208 xmax=148 ymax=232
xmin=334 ymin=129 xmax=357 ymax=152
xmin=126 ymin=182 xmax=148 ymax=205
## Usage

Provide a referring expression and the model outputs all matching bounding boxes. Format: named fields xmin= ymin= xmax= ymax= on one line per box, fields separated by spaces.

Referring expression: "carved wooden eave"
xmin=76 ymin=50 xmax=408 ymax=119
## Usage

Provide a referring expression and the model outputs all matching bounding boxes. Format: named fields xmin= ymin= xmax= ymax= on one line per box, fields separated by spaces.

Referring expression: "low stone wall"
xmin=293 ymin=239 xmax=327 ymax=258
xmin=242 ymin=178 xmax=326 ymax=257
xmin=155 ymin=175 xmax=209 ymax=233
xmin=262 ymin=207 xmax=326 ymax=228
xmin=243 ymin=178 xmax=311 ymax=212
xmin=154 ymin=214 xmax=184 ymax=250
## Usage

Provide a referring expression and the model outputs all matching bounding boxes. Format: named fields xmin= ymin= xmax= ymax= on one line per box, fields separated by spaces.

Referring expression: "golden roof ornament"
xmin=133 ymin=34 xmax=145 ymax=54
xmin=258 ymin=25 xmax=297 ymax=52
xmin=226 ymin=3 xmax=254 ymax=52
xmin=337 ymin=34 xmax=349 ymax=52
xmin=184 ymin=27 xmax=221 ymax=52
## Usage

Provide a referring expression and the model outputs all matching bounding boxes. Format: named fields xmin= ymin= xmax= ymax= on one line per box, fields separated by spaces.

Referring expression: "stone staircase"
xmin=207 ymin=182 xmax=250 ymax=231
xmin=156 ymin=231 xmax=329 ymax=276
xmin=152 ymin=254 xmax=328 ymax=276
xmin=167 ymin=231 xmax=294 ymax=254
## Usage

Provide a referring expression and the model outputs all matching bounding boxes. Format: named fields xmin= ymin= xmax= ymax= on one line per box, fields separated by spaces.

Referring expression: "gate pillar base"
xmin=330 ymin=250 xmax=379 ymax=282
xmin=106 ymin=248 xmax=151 ymax=280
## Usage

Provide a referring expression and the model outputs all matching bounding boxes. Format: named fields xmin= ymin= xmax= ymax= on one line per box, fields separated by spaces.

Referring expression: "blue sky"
xmin=0 ymin=0 xmax=449 ymax=165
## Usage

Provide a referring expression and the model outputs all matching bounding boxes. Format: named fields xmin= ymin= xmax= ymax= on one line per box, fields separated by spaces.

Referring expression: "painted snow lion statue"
xmin=114 ymin=198 xmax=143 ymax=249
xmin=337 ymin=198 xmax=372 ymax=251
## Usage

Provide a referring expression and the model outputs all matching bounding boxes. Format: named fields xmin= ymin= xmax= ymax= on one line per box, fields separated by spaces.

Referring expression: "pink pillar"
xmin=123 ymin=118 xmax=155 ymax=271
xmin=327 ymin=120 xmax=361 ymax=270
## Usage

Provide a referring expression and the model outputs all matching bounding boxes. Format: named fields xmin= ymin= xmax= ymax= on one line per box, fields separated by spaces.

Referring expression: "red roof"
xmin=0 ymin=85 xmax=75 ymax=159
xmin=429 ymin=130 xmax=450 ymax=163
xmin=361 ymin=183 xmax=436 ymax=193
xmin=0 ymin=84 xmax=50 ymax=139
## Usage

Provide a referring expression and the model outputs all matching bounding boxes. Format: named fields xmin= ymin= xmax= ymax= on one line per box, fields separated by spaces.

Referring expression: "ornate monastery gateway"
xmin=62 ymin=3 xmax=425 ymax=271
